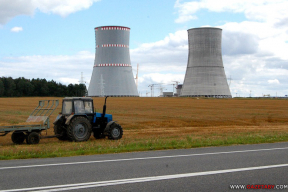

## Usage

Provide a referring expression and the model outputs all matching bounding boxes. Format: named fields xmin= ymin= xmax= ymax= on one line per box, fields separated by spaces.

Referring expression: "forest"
xmin=0 ymin=77 xmax=86 ymax=97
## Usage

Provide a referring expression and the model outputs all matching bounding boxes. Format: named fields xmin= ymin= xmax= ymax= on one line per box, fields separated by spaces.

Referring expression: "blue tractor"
xmin=53 ymin=97 xmax=123 ymax=142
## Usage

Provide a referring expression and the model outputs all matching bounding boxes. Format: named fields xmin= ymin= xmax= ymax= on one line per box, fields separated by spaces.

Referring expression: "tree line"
xmin=0 ymin=77 xmax=87 ymax=97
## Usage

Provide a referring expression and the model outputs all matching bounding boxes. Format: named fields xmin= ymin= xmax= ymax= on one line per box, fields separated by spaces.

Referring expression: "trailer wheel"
xmin=54 ymin=124 xmax=68 ymax=141
xmin=107 ymin=123 xmax=123 ymax=140
xmin=26 ymin=132 xmax=40 ymax=144
xmin=67 ymin=116 xmax=92 ymax=142
xmin=11 ymin=132 xmax=25 ymax=144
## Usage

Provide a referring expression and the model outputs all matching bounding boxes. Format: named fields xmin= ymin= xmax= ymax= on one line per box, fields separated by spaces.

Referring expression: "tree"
xmin=56 ymin=83 xmax=67 ymax=97
xmin=3 ymin=77 xmax=16 ymax=97
xmin=0 ymin=77 xmax=85 ymax=97
xmin=23 ymin=81 xmax=34 ymax=96
xmin=67 ymin=84 xmax=75 ymax=96
xmin=15 ymin=77 xmax=26 ymax=96
xmin=39 ymin=79 xmax=49 ymax=96
xmin=0 ymin=78 xmax=4 ymax=96
xmin=78 ymin=84 xmax=87 ymax=96
xmin=31 ymin=78 xmax=48 ymax=96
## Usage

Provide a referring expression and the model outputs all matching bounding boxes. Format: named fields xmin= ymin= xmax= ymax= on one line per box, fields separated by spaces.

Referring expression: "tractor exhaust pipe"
xmin=102 ymin=96 xmax=108 ymax=120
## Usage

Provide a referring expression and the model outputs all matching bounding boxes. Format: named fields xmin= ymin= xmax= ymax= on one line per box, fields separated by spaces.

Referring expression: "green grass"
xmin=1 ymin=133 xmax=288 ymax=160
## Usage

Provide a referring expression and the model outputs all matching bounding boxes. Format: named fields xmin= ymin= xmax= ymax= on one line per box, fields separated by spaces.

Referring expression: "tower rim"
xmin=95 ymin=26 xmax=130 ymax=30
xmin=187 ymin=27 xmax=222 ymax=31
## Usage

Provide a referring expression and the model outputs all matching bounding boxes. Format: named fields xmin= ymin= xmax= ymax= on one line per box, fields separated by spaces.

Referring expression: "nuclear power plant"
xmin=180 ymin=27 xmax=232 ymax=98
xmin=88 ymin=26 xmax=138 ymax=97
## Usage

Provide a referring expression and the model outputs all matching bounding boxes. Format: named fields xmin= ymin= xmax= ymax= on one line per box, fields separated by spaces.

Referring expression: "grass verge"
xmin=1 ymin=132 xmax=288 ymax=160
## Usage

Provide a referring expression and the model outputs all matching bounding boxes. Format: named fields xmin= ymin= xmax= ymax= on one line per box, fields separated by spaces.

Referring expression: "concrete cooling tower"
xmin=180 ymin=27 xmax=232 ymax=98
xmin=88 ymin=26 xmax=138 ymax=97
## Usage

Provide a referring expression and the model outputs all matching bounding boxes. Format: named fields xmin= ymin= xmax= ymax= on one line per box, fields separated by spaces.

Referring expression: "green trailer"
xmin=0 ymin=100 xmax=59 ymax=144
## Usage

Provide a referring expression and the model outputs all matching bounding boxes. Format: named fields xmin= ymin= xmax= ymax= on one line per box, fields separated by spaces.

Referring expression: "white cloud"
xmin=222 ymin=30 xmax=259 ymax=55
xmin=223 ymin=54 xmax=288 ymax=97
xmin=221 ymin=21 xmax=288 ymax=60
xmin=33 ymin=0 xmax=100 ymax=17
xmin=175 ymin=15 xmax=197 ymax=23
xmin=140 ymin=73 xmax=184 ymax=85
xmin=0 ymin=51 xmax=94 ymax=86
xmin=0 ymin=0 xmax=100 ymax=25
xmin=10 ymin=26 xmax=23 ymax=32
xmin=131 ymin=30 xmax=188 ymax=71
xmin=130 ymin=30 xmax=188 ymax=95
xmin=59 ymin=77 xmax=79 ymax=85
xmin=174 ymin=0 xmax=201 ymax=23
xmin=0 ymin=0 xmax=34 ymax=24
xmin=268 ymin=79 xmax=280 ymax=84
xmin=174 ymin=0 xmax=288 ymax=23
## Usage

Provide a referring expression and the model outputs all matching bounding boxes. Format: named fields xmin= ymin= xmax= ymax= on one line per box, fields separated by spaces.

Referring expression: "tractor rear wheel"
xmin=54 ymin=124 xmax=68 ymax=141
xmin=26 ymin=132 xmax=40 ymax=144
xmin=107 ymin=123 xmax=123 ymax=140
xmin=67 ymin=116 xmax=92 ymax=142
xmin=11 ymin=131 xmax=25 ymax=144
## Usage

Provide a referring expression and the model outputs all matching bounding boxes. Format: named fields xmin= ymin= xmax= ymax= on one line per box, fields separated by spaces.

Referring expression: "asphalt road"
xmin=0 ymin=142 xmax=288 ymax=191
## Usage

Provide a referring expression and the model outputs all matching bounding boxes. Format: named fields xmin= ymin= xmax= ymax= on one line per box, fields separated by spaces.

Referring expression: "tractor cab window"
xmin=62 ymin=101 xmax=73 ymax=115
xmin=84 ymin=101 xmax=93 ymax=114
xmin=74 ymin=100 xmax=85 ymax=114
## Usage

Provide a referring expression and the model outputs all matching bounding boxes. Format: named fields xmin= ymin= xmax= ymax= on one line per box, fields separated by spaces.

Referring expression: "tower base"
xmin=180 ymin=95 xmax=232 ymax=98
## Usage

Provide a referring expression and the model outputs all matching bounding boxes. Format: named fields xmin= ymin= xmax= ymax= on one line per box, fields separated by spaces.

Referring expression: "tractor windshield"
xmin=74 ymin=100 xmax=93 ymax=114
xmin=62 ymin=101 xmax=73 ymax=115
xmin=74 ymin=100 xmax=85 ymax=114
xmin=84 ymin=101 xmax=93 ymax=114
xmin=62 ymin=99 xmax=93 ymax=115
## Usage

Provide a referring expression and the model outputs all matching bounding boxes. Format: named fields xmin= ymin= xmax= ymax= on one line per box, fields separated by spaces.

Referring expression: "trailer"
xmin=0 ymin=100 xmax=59 ymax=144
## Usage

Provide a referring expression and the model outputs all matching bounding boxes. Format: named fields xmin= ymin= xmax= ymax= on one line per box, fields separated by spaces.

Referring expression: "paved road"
xmin=0 ymin=142 xmax=288 ymax=191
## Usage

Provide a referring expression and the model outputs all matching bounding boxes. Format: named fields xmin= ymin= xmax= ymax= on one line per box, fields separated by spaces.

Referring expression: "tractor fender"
xmin=53 ymin=114 xmax=63 ymax=125
xmin=65 ymin=114 xmax=89 ymax=125
xmin=104 ymin=121 xmax=116 ymax=133
xmin=65 ymin=115 xmax=75 ymax=125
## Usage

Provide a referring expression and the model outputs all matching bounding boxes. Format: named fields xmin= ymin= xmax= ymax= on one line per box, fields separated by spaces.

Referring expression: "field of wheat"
xmin=0 ymin=97 xmax=288 ymax=159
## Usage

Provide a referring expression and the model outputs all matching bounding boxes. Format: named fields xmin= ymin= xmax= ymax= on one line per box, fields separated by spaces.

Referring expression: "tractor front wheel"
xmin=67 ymin=116 xmax=92 ymax=142
xmin=107 ymin=123 xmax=123 ymax=140
xmin=11 ymin=131 xmax=25 ymax=144
xmin=26 ymin=132 xmax=40 ymax=144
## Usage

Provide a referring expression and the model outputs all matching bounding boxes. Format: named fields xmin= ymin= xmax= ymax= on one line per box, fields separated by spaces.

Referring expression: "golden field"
xmin=0 ymin=97 xmax=288 ymax=159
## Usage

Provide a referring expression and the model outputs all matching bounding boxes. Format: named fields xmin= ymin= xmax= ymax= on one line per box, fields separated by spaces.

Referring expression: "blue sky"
xmin=0 ymin=0 xmax=287 ymax=97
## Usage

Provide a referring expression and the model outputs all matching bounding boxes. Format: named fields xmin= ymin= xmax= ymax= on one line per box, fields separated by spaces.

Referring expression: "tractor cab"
xmin=61 ymin=97 xmax=95 ymax=123
xmin=62 ymin=97 xmax=94 ymax=116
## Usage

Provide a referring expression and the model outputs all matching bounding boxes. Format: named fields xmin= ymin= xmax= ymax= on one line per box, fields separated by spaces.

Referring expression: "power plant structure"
xmin=180 ymin=27 xmax=232 ymax=98
xmin=88 ymin=26 xmax=138 ymax=97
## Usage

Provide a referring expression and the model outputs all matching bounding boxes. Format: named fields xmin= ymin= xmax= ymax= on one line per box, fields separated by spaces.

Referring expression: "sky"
xmin=0 ymin=0 xmax=287 ymax=97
